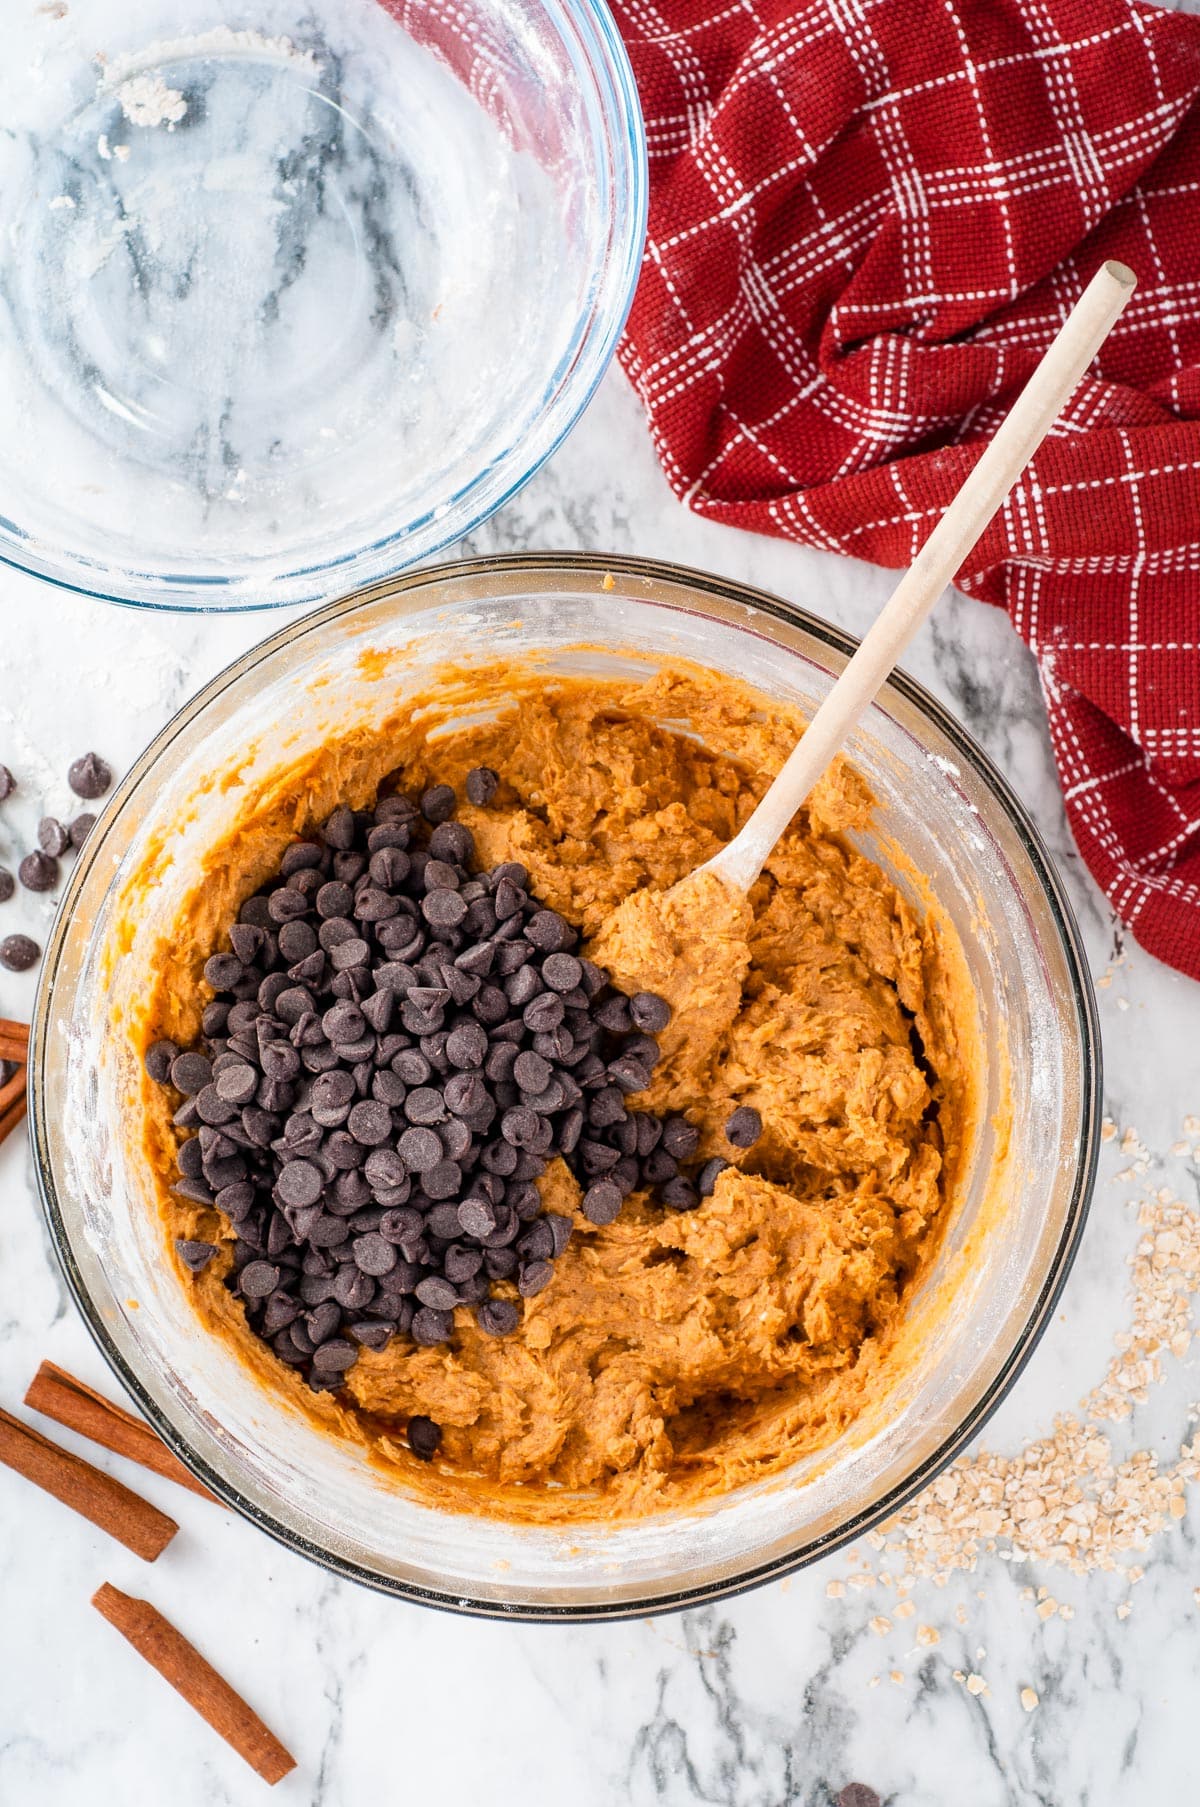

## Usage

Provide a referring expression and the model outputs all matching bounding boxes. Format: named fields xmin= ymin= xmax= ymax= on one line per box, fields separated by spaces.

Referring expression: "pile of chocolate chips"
xmin=147 ymin=773 xmax=759 ymax=1401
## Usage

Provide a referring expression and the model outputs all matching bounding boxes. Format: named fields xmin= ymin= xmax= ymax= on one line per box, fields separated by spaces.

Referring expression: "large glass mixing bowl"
xmin=0 ymin=4 xmax=645 ymax=610
xmin=32 ymin=555 xmax=1100 ymax=1618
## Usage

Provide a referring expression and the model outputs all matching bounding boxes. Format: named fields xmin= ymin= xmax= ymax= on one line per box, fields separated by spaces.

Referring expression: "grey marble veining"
xmin=1 ymin=366 xmax=1198 ymax=1805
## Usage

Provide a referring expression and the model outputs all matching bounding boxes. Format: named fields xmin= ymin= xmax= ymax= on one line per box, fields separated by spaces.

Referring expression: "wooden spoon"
xmin=698 ymin=259 xmax=1136 ymax=895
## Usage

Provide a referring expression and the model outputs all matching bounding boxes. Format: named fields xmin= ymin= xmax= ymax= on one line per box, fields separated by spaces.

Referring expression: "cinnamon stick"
xmin=0 ymin=1406 xmax=177 ymax=1560
xmin=0 ymin=1018 xmax=29 ymax=1062
xmin=92 ymin=1583 xmax=297 ymax=1785
xmin=0 ymin=1064 xmax=27 ymax=1148
xmin=25 ymin=1361 xmax=220 ymax=1505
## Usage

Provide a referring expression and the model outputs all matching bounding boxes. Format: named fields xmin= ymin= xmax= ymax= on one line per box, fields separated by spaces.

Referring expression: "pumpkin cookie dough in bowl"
xmin=32 ymin=555 xmax=1099 ymax=1619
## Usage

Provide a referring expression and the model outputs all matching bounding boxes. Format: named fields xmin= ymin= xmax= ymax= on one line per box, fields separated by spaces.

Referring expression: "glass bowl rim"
xmin=30 ymin=550 xmax=1102 ymax=1619
xmin=0 ymin=0 xmax=648 ymax=614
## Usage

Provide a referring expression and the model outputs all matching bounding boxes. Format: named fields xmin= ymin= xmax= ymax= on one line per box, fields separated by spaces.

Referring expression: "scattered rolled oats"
xmin=869 ymin=1616 xmax=892 ymax=1637
xmin=965 ymin=1673 xmax=989 ymax=1696
xmin=1020 ymin=1687 xmax=1039 ymax=1713
xmin=826 ymin=1579 xmax=846 ymax=1599
xmin=916 ymin=1625 xmax=940 ymax=1647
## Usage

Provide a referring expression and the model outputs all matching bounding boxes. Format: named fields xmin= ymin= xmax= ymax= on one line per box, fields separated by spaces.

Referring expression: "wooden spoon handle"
xmin=705 ymin=260 xmax=1137 ymax=893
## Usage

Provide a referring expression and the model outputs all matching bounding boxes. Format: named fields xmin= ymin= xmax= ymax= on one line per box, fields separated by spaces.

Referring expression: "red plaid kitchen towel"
xmin=610 ymin=0 xmax=1200 ymax=979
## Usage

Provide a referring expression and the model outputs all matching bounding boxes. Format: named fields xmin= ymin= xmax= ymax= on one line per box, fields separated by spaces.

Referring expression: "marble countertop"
xmin=2 ymin=366 xmax=1197 ymax=1806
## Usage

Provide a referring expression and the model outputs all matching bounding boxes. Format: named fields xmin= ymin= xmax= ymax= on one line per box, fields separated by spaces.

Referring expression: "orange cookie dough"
xmin=134 ymin=656 xmax=980 ymax=1523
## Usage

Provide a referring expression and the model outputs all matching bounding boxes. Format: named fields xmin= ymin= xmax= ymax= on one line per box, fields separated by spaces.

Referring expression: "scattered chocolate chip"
xmin=420 ymin=784 xmax=456 ymax=824
xmin=0 ymin=765 xmax=14 ymax=802
xmin=68 ymin=814 xmax=96 ymax=849
xmin=0 ymin=933 xmax=40 ymax=972
xmin=407 ymin=1414 xmax=442 ymax=1460
xmin=725 ymin=1105 xmax=763 ymax=1148
xmin=465 ymin=766 xmax=498 ymax=806
xmin=697 ymin=1156 xmax=730 ymax=1197
xmin=478 ymin=1297 xmax=520 ymax=1336
xmin=37 ymin=817 xmax=68 ymax=857
xmin=67 ymin=751 xmax=112 ymax=800
xmin=176 ymin=1239 xmax=218 ymax=1272
xmin=836 ymin=1790 xmax=881 ymax=1807
xmin=18 ymin=851 xmax=57 ymax=893
xmin=0 ymin=869 xmax=12 ymax=903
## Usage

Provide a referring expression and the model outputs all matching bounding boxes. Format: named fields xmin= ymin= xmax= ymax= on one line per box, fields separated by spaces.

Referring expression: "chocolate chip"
xmin=312 ymin=1338 xmax=356 ymax=1373
xmin=630 ymin=991 xmax=671 ymax=1033
xmin=582 ymin=1179 xmax=623 ymax=1225
xmin=240 ymin=1260 xmax=281 ymax=1299
xmin=661 ymin=1115 xmax=700 ymax=1161
xmin=412 ymin=1274 xmax=456 ymax=1311
xmin=407 ymin=1413 xmax=442 ymax=1459
xmin=660 ymin=1177 xmax=700 ymax=1211
xmin=67 ymin=752 xmax=112 ymax=800
xmin=320 ymin=805 xmax=355 ymax=850
xmin=422 ymin=889 xmax=467 ymax=929
xmin=524 ymin=993 xmax=564 ymax=1034
xmin=512 ymin=1050 xmax=552 ymax=1094
xmin=697 ymin=1156 xmax=729 ymax=1197
xmin=204 ymin=952 xmax=243 ymax=992
xmin=214 ymin=1063 xmax=257 ymax=1105
xmin=18 ymin=851 xmax=57 ymax=892
xmin=542 ymin=952 xmax=582 ymax=993
xmin=68 ymin=814 xmax=96 ymax=849
xmin=277 ymin=1158 xmax=323 ymax=1208
xmin=347 ymin=1099 xmax=391 ymax=1145
xmin=176 ymin=1239 xmax=218 ymax=1272
xmin=411 ymin=1306 xmax=453 ymax=1346
xmin=608 ymin=1054 xmax=650 ymax=1093
xmin=526 ymin=909 xmax=573 ymax=951
xmin=725 ymin=1105 xmax=762 ymax=1148
xmin=217 ymin=1181 xmax=256 ymax=1219
xmin=423 ymin=1159 xmax=463 ymax=1199
xmin=464 ymin=767 xmax=498 ymax=807
xmin=37 ymin=817 xmax=68 ymax=857
xmin=416 ymin=784 xmax=454 ymax=826
xmin=836 ymin=1790 xmax=881 ymax=1807
xmin=402 ymin=1085 xmax=445 ymax=1126
xmin=0 ymin=766 xmax=14 ymax=801
xmin=144 ymin=1039 xmax=179 ymax=1083
xmin=445 ymin=1021 xmax=487 ymax=1069
xmin=352 ymin=1232 xmax=397 ymax=1276
xmin=0 ymin=933 xmax=40 ymax=972
xmin=267 ymin=886 xmax=310 ymax=924
xmin=170 ymin=1051 xmax=212 ymax=1095
xmin=398 ymin=1125 xmax=442 ymax=1171
xmin=0 ymin=870 xmax=13 ymax=904
xmin=518 ymin=1260 xmax=554 ymax=1297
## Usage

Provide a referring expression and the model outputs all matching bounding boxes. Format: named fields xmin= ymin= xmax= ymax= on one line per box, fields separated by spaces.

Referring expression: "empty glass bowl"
xmin=32 ymin=555 xmax=1100 ymax=1619
xmin=0 ymin=2 xmax=645 ymax=609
